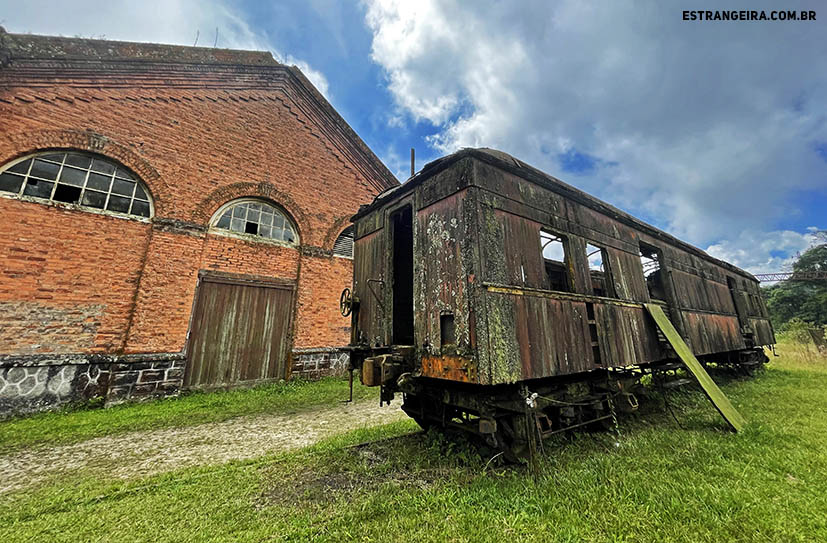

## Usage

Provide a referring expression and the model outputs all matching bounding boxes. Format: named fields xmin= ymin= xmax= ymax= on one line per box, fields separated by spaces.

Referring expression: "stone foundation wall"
xmin=0 ymin=359 xmax=110 ymax=416
xmin=105 ymin=353 xmax=186 ymax=405
xmin=291 ymin=348 xmax=349 ymax=379
xmin=1 ymin=348 xmax=350 ymax=417
xmin=0 ymin=352 xmax=184 ymax=418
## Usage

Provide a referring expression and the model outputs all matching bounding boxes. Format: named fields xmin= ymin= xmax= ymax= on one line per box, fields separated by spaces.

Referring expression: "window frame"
xmin=0 ymin=150 xmax=154 ymax=221
xmin=540 ymin=228 xmax=573 ymax=293
xmin=639 ymin=241 xmax=667 ymax=302
xmin=208 ymin=197 xmax=300 ymax=247
xmin=585 ymin=241 xmax=615 ymax=298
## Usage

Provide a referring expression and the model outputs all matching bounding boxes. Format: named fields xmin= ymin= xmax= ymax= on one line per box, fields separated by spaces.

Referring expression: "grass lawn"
xmin=2 ymin=340 xmax=826 ymax=542
xmin=0 ymin=376 xmax=372 ymax=454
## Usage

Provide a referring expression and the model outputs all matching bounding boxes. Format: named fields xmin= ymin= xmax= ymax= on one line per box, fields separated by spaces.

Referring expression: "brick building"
xmin=0 ymin=29 xmax=397 ymax=415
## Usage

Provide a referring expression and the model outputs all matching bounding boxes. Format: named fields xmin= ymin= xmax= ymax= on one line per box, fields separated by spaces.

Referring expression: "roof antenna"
xmin=410 ymin=148 xmax=415 ymax=177
xmin=214 ymin=27 xmax=219 ymax=48
xmin=193 ymin=29 xmax=199 ymax=47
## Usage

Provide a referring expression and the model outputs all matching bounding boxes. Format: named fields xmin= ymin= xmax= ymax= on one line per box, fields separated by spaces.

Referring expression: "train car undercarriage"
xmin=384 ymin=347 xmax=768 ymax=462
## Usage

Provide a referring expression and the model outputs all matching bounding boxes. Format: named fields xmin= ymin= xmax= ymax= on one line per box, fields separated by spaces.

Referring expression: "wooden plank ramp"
xmin=644 ymin=303 xmax=746 ymax=432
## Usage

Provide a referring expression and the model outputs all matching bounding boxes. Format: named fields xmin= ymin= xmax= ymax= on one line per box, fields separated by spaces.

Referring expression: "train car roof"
xmin=353 ymin=148 xmax=758 ymax=282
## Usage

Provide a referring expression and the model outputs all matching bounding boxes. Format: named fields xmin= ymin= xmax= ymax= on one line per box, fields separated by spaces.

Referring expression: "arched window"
xmin=211 ymin=199 xmax=298 ymax=244
xmin=333 ymin=225 xmax=354 ymax=258
xmin=0 ymin=151 xmax=152 ymax=218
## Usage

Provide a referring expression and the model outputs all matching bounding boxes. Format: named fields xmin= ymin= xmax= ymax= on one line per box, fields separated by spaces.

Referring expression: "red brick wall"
xmin=0 ymin=79 xmax=385 ymax=358
xmin=0 ymin=197 xmax=150 ymax=354
xmin=294 ymin=255 xmax=354 ymax=348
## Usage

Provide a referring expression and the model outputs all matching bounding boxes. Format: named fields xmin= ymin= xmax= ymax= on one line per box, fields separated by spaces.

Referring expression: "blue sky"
xmin=2 ymin=0 xmax=825 ymax=273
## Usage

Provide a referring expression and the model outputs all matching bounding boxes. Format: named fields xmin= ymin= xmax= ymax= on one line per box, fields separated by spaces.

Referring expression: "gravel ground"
xmin=0 ymin=398 xmax=406 ymax=494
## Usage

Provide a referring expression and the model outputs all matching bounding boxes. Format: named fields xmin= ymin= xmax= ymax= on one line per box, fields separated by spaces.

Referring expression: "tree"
xmin=761 ymin=244 xmax=827 ymax=329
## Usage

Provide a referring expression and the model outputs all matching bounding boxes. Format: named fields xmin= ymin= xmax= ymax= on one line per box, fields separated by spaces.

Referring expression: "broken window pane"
xmin=639 ymin=242 xmax=666 ymax=301
xmin=541 ymin=230 xmax=570 ymax=292
xmin=211 ymin=199 xmax=298 ymax=244
xmin=53 ymin=184 xmax=82 ymax=204
xmin=0 ymin=151 xmax=152 ymax=219
xmin=586 ymin=243 xmax=611 ymax=297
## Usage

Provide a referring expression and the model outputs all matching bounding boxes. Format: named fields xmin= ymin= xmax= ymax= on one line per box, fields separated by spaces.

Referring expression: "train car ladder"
xmin=644 ymin=304 xmax=746 ymax=432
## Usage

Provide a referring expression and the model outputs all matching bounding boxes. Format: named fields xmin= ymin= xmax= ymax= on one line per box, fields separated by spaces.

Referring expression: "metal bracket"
xmin=367 ymin=278 xmax=385 ymax=309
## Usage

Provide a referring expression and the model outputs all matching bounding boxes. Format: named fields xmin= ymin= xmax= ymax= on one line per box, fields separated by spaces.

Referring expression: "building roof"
xmin=0 ymin=27 xmax=398 ymax=191
xmin=0 ymin=28 xmax=279 ymax=66
xmin=355 ymin=147 xmax=758 ymax=281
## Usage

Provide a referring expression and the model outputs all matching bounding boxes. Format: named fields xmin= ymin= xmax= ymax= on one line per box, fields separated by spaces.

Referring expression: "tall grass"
xmin=1 ymin=341 xmax=825 ymax=542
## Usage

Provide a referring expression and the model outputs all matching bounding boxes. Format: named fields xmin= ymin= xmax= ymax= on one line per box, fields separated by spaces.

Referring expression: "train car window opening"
xmin=540 ymin=230 xmax=570 ymax=292
xmin=639 ymin=242 xmax=666 ymax=301
xmin=586 ymin=243 xmax=611 ymax=297
xmin=391 ymin=206 xmax=415 ymax=345
xmin=440 ymin=313 xmax=456 ymax=347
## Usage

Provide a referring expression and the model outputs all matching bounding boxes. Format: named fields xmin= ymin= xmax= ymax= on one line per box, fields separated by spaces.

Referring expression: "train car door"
xmin=726 ymin=277 xmax=751 ymax=332
xmin=390 ymin=205 xmax=415 ymax=345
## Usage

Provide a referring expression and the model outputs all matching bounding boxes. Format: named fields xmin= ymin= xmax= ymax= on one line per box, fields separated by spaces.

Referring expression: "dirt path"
xmin=0 ymin=398 xmax=407 ymax=494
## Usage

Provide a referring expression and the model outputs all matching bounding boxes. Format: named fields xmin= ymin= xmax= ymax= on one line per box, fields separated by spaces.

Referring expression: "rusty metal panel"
xmin=680 ymin=311 xmax=745 ymax=355
xmin=415 ymin=190 xmax=476 ymax=358
xmin=594 ymin=304 xmax=664 ymax=367
xmin=185 ymin=276 xmax=294 ymax=389
xmin=353 ymin=228 xmax=386 ymax=346
xmin=421 ymin=355 xmax=478 ymax=382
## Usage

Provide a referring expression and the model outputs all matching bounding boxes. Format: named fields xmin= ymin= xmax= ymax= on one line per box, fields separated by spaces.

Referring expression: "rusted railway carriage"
xmin=343 ymin=148 xmax=772 ymax=458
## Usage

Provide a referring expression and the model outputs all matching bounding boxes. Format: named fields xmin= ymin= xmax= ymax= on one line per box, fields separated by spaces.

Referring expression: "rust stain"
xmin=421 ymin=355 xmax=477 ymax=382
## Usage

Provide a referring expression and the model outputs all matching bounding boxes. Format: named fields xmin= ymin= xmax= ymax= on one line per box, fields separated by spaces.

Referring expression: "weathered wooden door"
xmin=185 ymin=275 xmax=295 ymax=389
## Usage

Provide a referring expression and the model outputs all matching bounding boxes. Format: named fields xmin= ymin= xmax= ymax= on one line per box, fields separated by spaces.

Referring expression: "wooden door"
xmin=185 ymin=275 xmax=295 ymax=389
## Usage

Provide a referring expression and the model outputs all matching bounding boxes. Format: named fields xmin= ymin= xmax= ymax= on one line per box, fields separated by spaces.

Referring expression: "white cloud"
xmin=706 ymin=229 xmax=821 ymax=275
xmin=0 ymin=0 xmax=330 ymax=98
xmin=364 ymin=0 xmax=827 ymax=270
